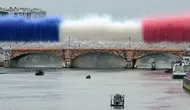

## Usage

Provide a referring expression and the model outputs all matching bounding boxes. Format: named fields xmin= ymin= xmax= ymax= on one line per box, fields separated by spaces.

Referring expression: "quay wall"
xmin=183 ymin=73 xmax=190 ymax=93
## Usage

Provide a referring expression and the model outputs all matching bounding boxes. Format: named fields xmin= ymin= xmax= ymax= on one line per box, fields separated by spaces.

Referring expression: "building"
xmin=0 ymin=7 xmax=46 ymax=19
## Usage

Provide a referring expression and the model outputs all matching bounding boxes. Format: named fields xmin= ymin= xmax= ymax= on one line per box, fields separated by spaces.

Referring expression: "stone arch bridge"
xmin=4 ymin=47 xmax=188 ymax=68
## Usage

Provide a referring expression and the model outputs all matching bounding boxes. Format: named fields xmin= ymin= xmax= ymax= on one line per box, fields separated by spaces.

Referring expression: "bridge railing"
xmin=0 ymin=42 xmax=190 ymax=49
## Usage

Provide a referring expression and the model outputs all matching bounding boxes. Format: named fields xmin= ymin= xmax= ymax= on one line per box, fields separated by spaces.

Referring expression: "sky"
xmin=1 ymin=0 xmax=190 ymax=19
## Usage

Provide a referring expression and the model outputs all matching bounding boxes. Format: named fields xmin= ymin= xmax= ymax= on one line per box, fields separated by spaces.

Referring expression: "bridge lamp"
xmin=69 ymin=36 xmax=71 ymax=47
xmin=129 ymin=37 xmax=131 ymax=47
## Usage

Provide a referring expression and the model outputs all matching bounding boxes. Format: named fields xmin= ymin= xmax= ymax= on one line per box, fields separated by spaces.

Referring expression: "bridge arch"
xmin=135 ymin=52 xmax=182 ymax=69
xmin=70 ymin=49 xmax=126 ymax=61
xmin=0 ymin=54 xmax=4 ymax=62
xmin=71 ymin=52 xmax=127 ymax=69
xmin=10 ymin=53 xmax=63 ymax=68
xmin=0 ymin=54 xmax=4 ymax=66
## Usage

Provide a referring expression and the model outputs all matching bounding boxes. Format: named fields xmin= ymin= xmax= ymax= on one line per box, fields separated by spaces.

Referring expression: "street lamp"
xmin=69 ymin=36 xmax=71 ymax=47
xmin=129 ymin=37 xmax=131 ymax=47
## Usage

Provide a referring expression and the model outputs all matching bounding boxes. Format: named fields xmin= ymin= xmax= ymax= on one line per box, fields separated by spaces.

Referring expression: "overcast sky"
xmin=1 ymin=0 xmax=190 ymax=19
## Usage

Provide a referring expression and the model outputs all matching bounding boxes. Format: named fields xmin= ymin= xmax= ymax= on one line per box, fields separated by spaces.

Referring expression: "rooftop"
xmin=0 ymin=7 xmax=46 ymax=13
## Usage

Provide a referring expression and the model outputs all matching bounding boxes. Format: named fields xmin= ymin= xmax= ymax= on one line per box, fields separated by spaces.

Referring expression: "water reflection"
xmin=0 ymin=69 xmax=189 ymax=110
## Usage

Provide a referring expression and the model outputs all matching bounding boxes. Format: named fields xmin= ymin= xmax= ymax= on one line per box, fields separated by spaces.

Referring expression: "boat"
xmin=183 ymin=73 xmax=190 ymax=93
xmin=35 ymin=70 xmax=44 ymax=76
xmin=86 ymin=75 xmax=91 ymax=79
xmin=110 ymin=94 xmax=125 ymax=107
xmin=0 ymin=72 xmax=5 ymax=74
xmin=182 ymin=56 xmax=190 ymax=63
xmin=165 ymin=68 xmax=172 ymax=73
xmin=151 ymin=61 xmax=156 ymax=70
xmin=172 ymin=60 xmax=190 ymax=79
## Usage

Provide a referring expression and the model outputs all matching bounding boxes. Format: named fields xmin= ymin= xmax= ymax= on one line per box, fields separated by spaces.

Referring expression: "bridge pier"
xmin=4 ymin=60 xmax=10 ymax=68
xmin=125 ymin=60 xmax=134 ymax=69
xmin=64 ymin=61 xmax=71 ymax=68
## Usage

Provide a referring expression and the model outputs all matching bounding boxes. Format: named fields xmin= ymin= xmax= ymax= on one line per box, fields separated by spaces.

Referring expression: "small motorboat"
xmin=0 ymin=71 xmax=8 ymax=74
xmin=35 ymin=70 xmax=44 ymax=76
xmin=86 ymin=75 xmax=91 ymax=79
xmin=110 ymin=94 xmax=125 ymax=107
xmin=165 ymin=68 xmax=172 ymax=73
xmin=151 ymin=61 xmax=156 ymax=71
xmin=0 ymin=72 xmax=5 ymax=74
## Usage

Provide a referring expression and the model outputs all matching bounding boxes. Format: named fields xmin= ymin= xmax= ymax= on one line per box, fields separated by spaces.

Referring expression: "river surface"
xmin=0 ymin=69 xmax=190 ymax=110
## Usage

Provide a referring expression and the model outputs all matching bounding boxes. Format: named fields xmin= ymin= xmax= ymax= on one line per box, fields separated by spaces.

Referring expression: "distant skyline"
xmin=1 ymin=0 xmax=190 ymax=19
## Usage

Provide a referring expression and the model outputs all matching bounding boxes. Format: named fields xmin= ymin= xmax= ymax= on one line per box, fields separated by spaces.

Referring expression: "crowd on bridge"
xmin=0 ymin=41 xmax=190 ymax=49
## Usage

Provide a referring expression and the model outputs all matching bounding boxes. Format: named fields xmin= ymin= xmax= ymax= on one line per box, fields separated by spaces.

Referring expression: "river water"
xmin=0 ymin=69 xmax=190 ymax=110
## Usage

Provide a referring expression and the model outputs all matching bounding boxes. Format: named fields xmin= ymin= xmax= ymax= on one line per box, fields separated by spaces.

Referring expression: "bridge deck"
xmin=10 ymin=47 xmax=185 ymax=51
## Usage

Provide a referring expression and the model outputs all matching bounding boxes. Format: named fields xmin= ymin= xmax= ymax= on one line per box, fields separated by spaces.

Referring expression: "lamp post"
xmin=69 ymin=36 xmax=71 ymax=47
xmin=129 ymin=37 xmax=131 ymax=47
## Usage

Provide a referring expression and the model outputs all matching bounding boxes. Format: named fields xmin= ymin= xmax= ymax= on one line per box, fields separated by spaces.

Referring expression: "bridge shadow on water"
xmin=10 ymin=53 xmax=63 ymax=68
xmin=136 ymin=53 xmax=181 ymax=69
xmin=71 ymin=53 xmax=127 ymax=69
xmin=71 ymin=52 xmax=181 ymax=69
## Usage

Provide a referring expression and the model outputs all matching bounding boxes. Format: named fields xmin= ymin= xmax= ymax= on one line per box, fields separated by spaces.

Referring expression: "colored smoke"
xmin=0 ymin=16 xmax=61 ymax=42
xmin=60 ymin=15 xmax=143 ymax=42
xmin=142 ymin=15 xmax=190 ymax=43
xmin=0 ymin=14 xmax=190 ymax=43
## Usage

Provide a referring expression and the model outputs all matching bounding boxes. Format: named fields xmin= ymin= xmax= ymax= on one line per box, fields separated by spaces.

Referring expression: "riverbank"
xmin=183 ymin=74 xmax=190 ymax=93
